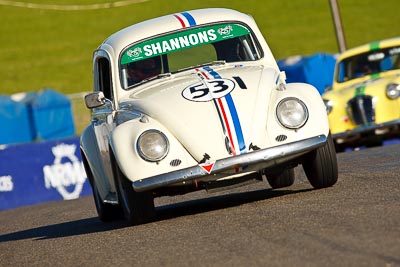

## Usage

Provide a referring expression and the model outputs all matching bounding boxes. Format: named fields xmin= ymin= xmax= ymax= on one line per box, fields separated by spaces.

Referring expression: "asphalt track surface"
xmin=1 ymin=144 xmax=399 ymax=266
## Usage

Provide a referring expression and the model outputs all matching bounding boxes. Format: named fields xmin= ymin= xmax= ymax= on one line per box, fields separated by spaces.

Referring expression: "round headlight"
xmin=137 ymin=130 xmax=169 ymax=162
xmin=323 ymin=99 xmax=333 ymax=114
xmin=276 ymin=98 xmax=308 ymax=129
xmin=386 ymin=83 xmax=400 ymax=99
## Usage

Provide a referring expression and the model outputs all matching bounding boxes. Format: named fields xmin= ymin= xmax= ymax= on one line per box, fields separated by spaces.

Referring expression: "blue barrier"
xmin=0 ymin=95 xmax=35 ymax=144
xmin=0 ymin=136 xmax=92 ymax=210
xmin=29 ymin=89 xmax=76 ymax=141
xmin=278 ymin=53 xmax=337 ymax=95
xmin=0 ymin=89 xmax=75 ymax=145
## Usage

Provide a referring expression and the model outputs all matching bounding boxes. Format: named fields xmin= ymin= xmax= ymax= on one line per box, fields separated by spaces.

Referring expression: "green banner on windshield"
xmin=120 ymin=23 xmax=250 ymax=64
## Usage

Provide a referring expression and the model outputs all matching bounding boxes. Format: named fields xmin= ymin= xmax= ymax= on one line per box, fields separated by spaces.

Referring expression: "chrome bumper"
xmin=132 ymin=135 xmax=327 ymax=192
xmin=332 ymin=119 xmax=400 ymax=139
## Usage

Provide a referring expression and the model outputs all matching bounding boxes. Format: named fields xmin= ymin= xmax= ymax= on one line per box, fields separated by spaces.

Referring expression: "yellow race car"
xmin=322 ymin=37 xmax=400 ymax=151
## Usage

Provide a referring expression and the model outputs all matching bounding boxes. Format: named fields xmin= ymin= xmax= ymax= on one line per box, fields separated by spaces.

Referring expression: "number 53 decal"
xmin=182 ymin=78 xmax=235 ymax=102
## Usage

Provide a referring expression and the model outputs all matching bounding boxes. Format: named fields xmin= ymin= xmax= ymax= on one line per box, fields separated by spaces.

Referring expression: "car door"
xmin=91 ymin=51 xmax=118 ymax=198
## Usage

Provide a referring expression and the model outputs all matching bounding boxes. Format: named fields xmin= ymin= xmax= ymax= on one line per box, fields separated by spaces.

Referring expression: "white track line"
xmin=0 ymin=0 xmax=148 ymax=10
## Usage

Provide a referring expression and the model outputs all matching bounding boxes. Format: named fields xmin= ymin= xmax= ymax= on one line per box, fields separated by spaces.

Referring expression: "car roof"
xmin=100 ymin=8 xmax=258 ymax=55
xmin=337 ymin=36 xmax=400 ymax=61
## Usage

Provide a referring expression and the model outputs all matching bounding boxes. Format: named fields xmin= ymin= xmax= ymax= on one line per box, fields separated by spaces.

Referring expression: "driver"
xmin=127 ymin=57 xmax=161 ymax=86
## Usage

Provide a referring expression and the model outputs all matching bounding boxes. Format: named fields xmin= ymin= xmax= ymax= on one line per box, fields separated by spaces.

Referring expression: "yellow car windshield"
xmin=337 ymin=46 xmax=400 ymax=83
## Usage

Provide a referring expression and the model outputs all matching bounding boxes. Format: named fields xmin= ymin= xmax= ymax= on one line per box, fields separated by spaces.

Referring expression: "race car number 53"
xmin=182 ymin=78 xmax=235 ymax=102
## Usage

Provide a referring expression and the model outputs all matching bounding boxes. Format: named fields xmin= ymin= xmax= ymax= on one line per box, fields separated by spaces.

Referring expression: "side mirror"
xmin=84 ymin=91 xmax=106 ymax=109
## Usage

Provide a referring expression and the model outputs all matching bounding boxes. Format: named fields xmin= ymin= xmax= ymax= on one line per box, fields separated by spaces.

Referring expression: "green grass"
xmin=1 ymin=0 xmax=399 ymax=134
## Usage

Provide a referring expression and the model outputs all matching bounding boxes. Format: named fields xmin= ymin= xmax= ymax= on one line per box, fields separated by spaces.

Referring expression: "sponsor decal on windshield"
xmin=121 ymin=23 xmax=250 ymax=64
xmin=389 ymin=47 xmax=400 ymax=55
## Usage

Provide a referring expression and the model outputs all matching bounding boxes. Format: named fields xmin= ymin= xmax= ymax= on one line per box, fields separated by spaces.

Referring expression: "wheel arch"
xmin=80 ymin=125 xmax=115 ymax=202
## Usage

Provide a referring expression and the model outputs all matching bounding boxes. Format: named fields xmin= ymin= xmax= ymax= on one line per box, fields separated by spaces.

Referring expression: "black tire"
xmin=334 ymin=142 xmax=345 ymax=153
xmin=92 ymin=179 xmax=124 ymax=222
xmin=365 ymin=136 xmax=383 ymax=148
xmin=81 ymin=153 xmax=123 ymax=222
xmin=112 ymin=157 xmax=156 ymax=225
xmin=302 ymin=133 xmax=338 ymax=189
xmin=266 ymin=168 xmax=295 ymax=189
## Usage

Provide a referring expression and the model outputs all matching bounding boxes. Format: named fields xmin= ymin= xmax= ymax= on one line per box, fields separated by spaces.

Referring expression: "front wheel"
xmin=302 ymin=134 xmax=338 ymax=189
xmin=92 ymin=178 xmax=124 ymax=222
xmin=112 ymin=156 xmax=156 ymax=225
xmin=82 ymin=153 xmax=123 ymax=222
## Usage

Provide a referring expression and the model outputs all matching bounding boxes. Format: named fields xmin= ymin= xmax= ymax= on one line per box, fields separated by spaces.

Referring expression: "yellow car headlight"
xmin=323 ymin=99 xmax=334 ymax=114
xmin=386 ymin=83 xmax=400 ymax=99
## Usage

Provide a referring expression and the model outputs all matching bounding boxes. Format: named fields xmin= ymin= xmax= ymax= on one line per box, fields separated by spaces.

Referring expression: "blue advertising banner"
xmin=0 ymin=136 xmax=92 ymax=210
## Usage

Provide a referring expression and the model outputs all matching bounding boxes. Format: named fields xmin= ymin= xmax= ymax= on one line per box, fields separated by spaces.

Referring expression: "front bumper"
xmin=132 ymin=134 xmax=327 ymax=192
xmin=332 ymin=119 xmax=400 ymax=140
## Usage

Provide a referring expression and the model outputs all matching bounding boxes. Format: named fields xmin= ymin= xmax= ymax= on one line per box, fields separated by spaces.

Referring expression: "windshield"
xmin=336 ymin=45 xmax=400 ymax=83
xmin=120 ymin=23 xmax=262 ymax=89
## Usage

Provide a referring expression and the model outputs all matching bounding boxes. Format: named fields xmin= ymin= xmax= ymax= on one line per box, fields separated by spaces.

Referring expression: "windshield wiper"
xmin=176 ymin=60 xmax=226 ymax=73
xmin=133 ymin=73 xmax=172 ymax=86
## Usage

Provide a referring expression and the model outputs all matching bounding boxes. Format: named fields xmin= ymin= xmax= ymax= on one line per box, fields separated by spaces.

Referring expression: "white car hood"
xmin=127 ymin=65 xmax=278 ymax=162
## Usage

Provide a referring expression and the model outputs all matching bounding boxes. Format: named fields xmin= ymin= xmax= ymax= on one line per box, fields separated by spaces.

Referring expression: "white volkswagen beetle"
xmin=80 ymin=8 xmax=338 ymax=225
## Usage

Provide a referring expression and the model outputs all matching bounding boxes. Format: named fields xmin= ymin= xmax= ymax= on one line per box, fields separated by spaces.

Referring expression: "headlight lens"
xmin=137 ymin=130 xmax=169 ymax=162
xmin=386 ymin=83 xmax=400 ymax=99
xmin=323 ymin=99 xmax=333 ymax=114
xmin=276 ymin=98 xmax=308 ymax=129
